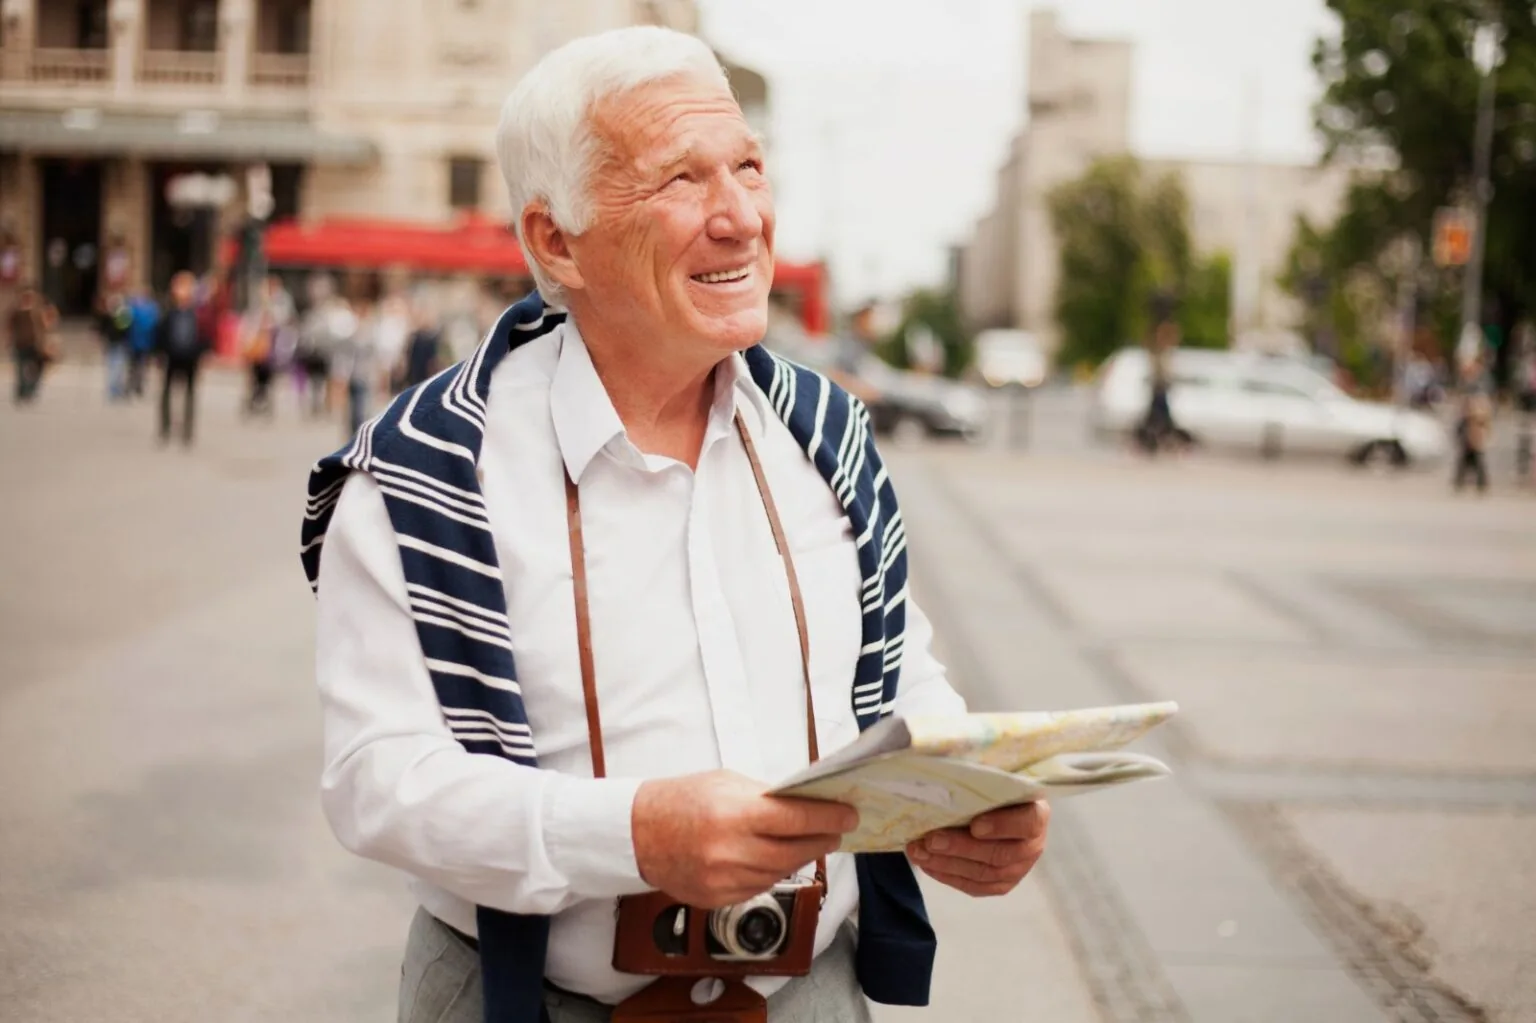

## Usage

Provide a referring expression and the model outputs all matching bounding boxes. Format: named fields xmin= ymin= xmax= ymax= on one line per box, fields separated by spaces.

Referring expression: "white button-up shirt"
xmin=315 ymin=320 xmax=965 ymax=1004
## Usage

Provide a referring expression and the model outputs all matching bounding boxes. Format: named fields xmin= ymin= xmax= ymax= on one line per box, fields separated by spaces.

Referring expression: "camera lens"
xmin=707 ymin=894 xmax=789 ymax=960
xmin=735 ymin=906 xmax=786 ymax=956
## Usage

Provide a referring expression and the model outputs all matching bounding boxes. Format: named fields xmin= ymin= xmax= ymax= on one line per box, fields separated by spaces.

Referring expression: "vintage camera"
xmin=704 ymin=883 xmax=802 ymax=961
xmin=612 ymin=878 xmax=823 ymax=978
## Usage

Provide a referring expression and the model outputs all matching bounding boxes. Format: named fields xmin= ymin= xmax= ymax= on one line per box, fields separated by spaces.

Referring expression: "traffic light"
xmin=1432 ymin=207 xmax=1473 ymax=267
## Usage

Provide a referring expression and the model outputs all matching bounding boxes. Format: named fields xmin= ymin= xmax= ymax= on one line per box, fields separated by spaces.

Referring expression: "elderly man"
xmin=303 ymin=26 xmax=1048 ymax=1023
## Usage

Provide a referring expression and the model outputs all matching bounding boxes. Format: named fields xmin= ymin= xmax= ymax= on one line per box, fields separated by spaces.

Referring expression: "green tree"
xmin=1048 ymin=157 xmax=1145 ymax=369
xmin=879 ymin=288 xmax=972 ymax=378
xmin=1181 ymin=252 xmax=1234 ymax=349
xmin=1279 ymin=213 xmax=1389 ymax=388
xmin=1300 ymin=0 xmax=1536 ymax=380
xmin=1048 ymin=156 xmax=1229 ymax=369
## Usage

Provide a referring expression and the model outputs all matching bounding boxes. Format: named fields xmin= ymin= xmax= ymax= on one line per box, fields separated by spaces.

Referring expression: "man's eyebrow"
xmin=653 ymin=149 xmax=695 ymax=174
xmin=645 ymin=132 xmax=764 ymax=176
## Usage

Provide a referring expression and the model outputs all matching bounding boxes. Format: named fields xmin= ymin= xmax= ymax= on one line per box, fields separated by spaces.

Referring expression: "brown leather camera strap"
xmin=563 ymin=407 xmax=825 ymax=880
xmin=734 ymin=409 xmax=820 ymax=765
xmin=564 ymin=456 xmax=606 ymax=781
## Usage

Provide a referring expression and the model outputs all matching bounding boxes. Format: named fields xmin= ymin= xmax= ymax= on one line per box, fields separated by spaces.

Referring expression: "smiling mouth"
xmin=691 ymin=266 xmax=752 ymax=284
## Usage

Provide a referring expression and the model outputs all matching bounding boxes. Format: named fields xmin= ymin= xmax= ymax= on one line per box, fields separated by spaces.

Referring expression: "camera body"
xmin=612 ymin=878 xmax=823 ymax=978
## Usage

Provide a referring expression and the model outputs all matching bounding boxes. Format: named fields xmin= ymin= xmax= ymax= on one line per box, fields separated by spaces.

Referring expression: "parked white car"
xmin=974 ymin=329 xmax=1048 ymax=389
xmin=1090 ymin=348 xmax=1450 ymax=466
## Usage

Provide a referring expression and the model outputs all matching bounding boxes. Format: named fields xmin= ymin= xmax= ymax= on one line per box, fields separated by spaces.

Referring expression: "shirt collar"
xmin=550 ymin=319 xmax=758 ymax=483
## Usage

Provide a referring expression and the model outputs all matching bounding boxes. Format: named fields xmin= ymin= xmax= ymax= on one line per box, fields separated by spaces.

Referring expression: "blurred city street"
xmin=4 ymin=0 xmax=1535 ymax=1020
xmin=888 ymin=405 xmax=1536 ymax=1023
xmin=3 ymin=365 xmax=1532 ymax=1022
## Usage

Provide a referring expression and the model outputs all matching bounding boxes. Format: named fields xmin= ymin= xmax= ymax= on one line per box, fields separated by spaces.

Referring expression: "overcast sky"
xmin=695 ymin=0 xmax=1340 ymax=305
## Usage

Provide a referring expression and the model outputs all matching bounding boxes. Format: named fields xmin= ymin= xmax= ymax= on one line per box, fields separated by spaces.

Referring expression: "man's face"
xmin=566 ymin=72 xmax=774 ymax=359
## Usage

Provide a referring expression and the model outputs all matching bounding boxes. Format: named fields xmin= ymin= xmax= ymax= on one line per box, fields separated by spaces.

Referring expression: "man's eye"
xmin=738 ymin=160 xmax=763 ymax=174
xmin=665 ymin=172 xmax=692 ymax=187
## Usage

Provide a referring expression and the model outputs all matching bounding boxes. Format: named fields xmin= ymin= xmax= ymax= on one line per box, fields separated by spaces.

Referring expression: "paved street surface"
xmin=3 ymin=365 xmax=1532 ymax=1022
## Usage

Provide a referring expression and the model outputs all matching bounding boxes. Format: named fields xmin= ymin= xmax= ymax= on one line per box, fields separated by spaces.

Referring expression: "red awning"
xmin=261 ymin=213 xmax=530 ymax=275
xmin=253 ymin=213 xmax=827 ymax=333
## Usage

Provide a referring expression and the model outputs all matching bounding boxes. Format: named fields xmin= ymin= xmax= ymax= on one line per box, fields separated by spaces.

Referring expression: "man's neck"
xmin=576 ymin=320 xmax=721 ymax=470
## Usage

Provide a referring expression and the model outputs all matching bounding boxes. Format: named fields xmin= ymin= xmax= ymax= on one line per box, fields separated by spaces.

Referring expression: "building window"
xmin=270 ymin=164 xmax=304 ymax=221
xmin=180 ymin=0 xmax=219 ymax=52
xmin=267 ymin=0 xmax=311 ymax=54
xmin=77 ymin=0 xmax=110 ymax=48
xmin=253 ymin=0 xmax=310 ymax=55
xmin=448 ymin=157 xmax=483 ymax=210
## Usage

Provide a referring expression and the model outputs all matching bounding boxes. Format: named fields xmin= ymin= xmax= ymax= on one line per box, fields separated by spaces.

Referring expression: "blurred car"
xmin=1090 ymin=347 xmax=1449 ymax=466
xmin=856 ymin=357 xmax=990 ymax=441
xmin=763 ymin=330 xmax=990 ymax=441
xmin=974 ymin=328 xmax=1048 ymax=389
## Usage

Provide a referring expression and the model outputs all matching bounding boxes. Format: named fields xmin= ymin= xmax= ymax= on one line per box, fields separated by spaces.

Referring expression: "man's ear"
xmin=520 ymin=204 xmax=585 ymax=293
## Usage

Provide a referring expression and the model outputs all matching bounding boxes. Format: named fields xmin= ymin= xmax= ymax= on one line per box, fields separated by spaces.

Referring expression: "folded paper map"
xmin=771 ymin=701 xmax=1178 ymax=853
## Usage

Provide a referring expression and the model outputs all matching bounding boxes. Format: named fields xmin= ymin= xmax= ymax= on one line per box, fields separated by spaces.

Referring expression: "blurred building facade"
xmin=0 ymin=0 xmax=699 ymax=316
xmin=956 ymin=9 xmax=1354 ymax=354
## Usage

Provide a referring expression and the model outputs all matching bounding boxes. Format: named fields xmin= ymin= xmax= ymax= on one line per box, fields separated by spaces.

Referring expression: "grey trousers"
xmin=399 ymin=907 xmax=873 ymax=1023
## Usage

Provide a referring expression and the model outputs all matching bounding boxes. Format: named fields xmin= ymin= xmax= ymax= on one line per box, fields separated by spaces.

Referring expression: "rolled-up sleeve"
xmin=314 ymin=471 xmax=649 ymax=915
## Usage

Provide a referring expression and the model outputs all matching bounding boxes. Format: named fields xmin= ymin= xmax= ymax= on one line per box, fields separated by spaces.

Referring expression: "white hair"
xmin=496 ymin=26 xmax=728 ymax=303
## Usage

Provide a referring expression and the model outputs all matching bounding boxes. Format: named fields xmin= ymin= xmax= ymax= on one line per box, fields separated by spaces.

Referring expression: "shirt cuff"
xmin=541 ymin=774 xmax=650 ymax=898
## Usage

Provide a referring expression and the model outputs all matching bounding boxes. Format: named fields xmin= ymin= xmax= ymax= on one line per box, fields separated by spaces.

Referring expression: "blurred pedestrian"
xmin=1403 ymin=352 xmax=1440 ymax=410
xmin=1512 ymin=326 xmax=1535 ymax=483
xmin=439 ymin=281 xmax=484 ymax=364
xmin=1518 ymin=329 xmax=1536 ymax=415
xmin=126 ymin=286 xmax=160 ymax=399
xmin=297 ymin=275 xmax=346 ymax=418
xmin=7 ymin=282 xmax=57 ymax=405
xmin=240 ymin=307 xmax=275 ymax=419
xmin=155 ymin=271 xmax=211 ymax=446
xmin=239 ymin=276 xmax=295 ymax=419
xmin=1137 ymin=319 xmax=1182 ymax=455
xmin=269 ymin=279 xmax=301 ymax=383
xmin=95 ymin=289 xmax=134 ymax=402
xmin=332 ymin=296 xmax=383 ymax=437
xmin=195 ymin=268 xmax=232 ymax=358
xmin=399 ymin=311 xmax=446 ymax=390
xmin=374 ymin=292 xmax=412 ymax=394
xmin=1452 ymin=362 xmax=1493 ymax=493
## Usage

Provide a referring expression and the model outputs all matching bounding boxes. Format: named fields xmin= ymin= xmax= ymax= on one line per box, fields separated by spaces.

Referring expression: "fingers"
xmin=904 ymin=803 xmax=1051 ymax=898
xmin=749 ymin=834 xmax=843 ymax=875
xmin=688 ymin=877 xmax=785 ymax=909
xmin=688 ymin=836 xmax=836 ymax=908
xmin=753 ymin=794 xmax=859 ymax=839
xmin=969 ymin=800 xmax=1050 ymax=841
xmin=708 ymin=834 xmax=839 ymax=887
xmin=632 ymin=771 xmax=858 ymax=911
xmin=907 ymin=845 xmax=1022 ymax=884
xmin=914 ymin=863 xmax=1017 ymax=898
xmin=909 ymin=829 xmax=1038 ymax=870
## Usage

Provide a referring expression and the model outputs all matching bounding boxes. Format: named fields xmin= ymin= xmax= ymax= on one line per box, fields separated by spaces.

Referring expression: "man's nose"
xmin=704 ymin=171 xmax=764 ymax=243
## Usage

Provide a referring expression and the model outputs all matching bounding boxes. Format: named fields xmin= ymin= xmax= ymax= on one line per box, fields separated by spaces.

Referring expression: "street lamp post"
xmin=1457 ymin=20 xmax=1504 ymax=375
xmin=1393 ymin=234 xmax=1422 ymax=407
xmin=241 ymin=163 xmax=274 ymax=314
xmin=164 ymin=171 xmax=236 ymax=281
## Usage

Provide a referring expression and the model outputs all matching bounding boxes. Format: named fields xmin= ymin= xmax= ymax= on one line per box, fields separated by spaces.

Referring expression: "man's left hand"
xmin=905 ymin=800 xmax=1049 ymax=898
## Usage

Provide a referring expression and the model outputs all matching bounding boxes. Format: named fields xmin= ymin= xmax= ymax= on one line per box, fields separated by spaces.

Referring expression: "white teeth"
xmin=693 ymin=267 xmax=751 ymax=284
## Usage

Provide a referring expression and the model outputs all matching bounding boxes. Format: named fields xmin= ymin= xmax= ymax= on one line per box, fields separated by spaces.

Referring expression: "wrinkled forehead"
xmin=587 ymin=73 xmax=753 ymax=174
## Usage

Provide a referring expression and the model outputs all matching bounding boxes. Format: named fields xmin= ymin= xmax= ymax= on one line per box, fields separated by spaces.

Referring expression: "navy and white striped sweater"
xmin=302 ymin=292 xmax=935 ymax=1021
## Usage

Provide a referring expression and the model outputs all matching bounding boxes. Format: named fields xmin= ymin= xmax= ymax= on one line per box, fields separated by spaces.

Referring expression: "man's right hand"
xmin=632 ymin=770 xmax=857 ymax=908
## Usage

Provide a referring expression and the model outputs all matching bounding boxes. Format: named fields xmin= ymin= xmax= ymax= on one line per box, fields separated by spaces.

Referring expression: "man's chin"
xmin=690 ymin=309 xmax=769 ymax=351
